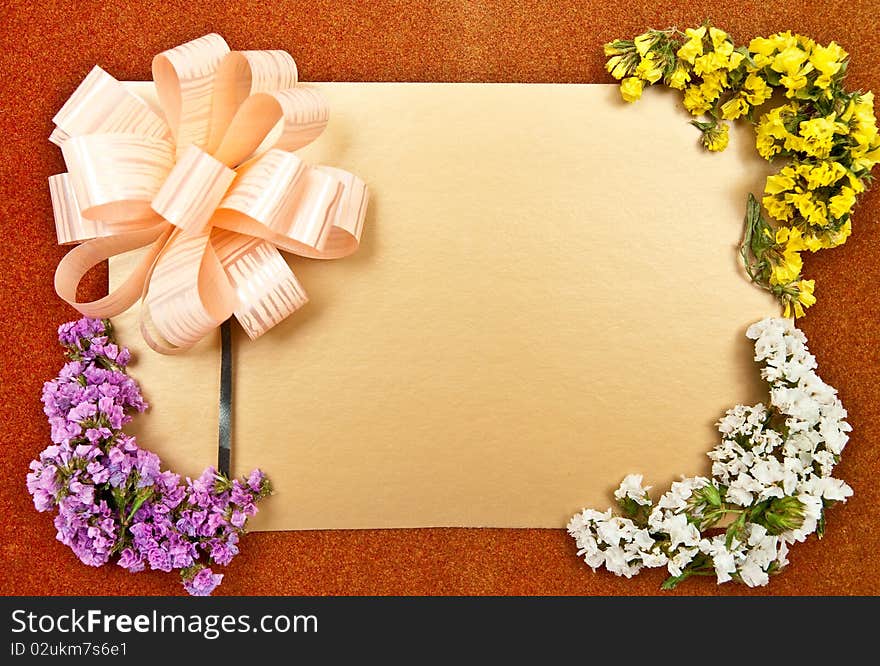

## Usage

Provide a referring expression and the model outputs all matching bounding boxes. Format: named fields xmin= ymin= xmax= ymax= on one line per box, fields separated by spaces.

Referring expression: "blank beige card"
xmin=110 ymin=82 xmax=776 ymax=530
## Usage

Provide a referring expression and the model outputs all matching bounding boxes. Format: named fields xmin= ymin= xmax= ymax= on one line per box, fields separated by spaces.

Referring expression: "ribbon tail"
xmin=218 ymin=318 xmax=233 ymax=477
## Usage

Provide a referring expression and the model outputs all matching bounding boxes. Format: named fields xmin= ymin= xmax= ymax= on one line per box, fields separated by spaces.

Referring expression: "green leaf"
xmin=661 ymin=573 xmax=689 ymax=590
xmin=125 ymin=487 xmax=154 ymax=523
xmin=725 ymin=511 xmax=748 ymax=550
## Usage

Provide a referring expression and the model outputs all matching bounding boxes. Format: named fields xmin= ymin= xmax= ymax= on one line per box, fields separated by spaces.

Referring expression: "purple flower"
xmin=209 ymin=538 xmax=239 ymax=566
xmin=28 ymin=318 xmax=271 ymax=596
xmin=118 ymin=548 xmax=145 ymax=573
xmin=183 ymin=567 xmax=224 ymax=596
xmin=147 ymin=547 xmax=172 ymax=572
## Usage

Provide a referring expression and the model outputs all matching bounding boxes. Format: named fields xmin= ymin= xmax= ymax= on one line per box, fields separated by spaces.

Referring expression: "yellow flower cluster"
xmin=678 ymin=26 xmax=744 ymax=117
xmin=604 ymin=23 xmax=880 ymax=318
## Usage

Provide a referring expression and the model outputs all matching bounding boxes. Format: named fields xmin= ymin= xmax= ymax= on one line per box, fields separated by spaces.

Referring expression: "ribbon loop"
xmin=208 ymin=50 xmax=298 ymax=153
xmin=55 ymin=223 xmax=172 ymax=318
xmin=50 ymin=34 xmax=368 ymax=354
xmin=51 ymin=65 xmax=170 ymax=146
xmin=61 ymin=134 xmax=175 ymax=222
xmin=213 ymin=87 xmax=329 ymax=166
xmin=152 ymin=33 xmax=230 ymax=158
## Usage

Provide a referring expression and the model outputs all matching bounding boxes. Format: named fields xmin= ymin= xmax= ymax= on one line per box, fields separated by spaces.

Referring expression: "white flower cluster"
xmin=568 ymin=318 xmax=852 ymax=588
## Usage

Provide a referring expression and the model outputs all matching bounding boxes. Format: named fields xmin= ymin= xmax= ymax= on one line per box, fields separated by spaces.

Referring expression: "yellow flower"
xmin=634 ymin=32 xmax=656 ymax=57
xmin=770 ymin=31 xmax=799 ymax=52
xmin=764 ymin=169 xmax=796 ymax=195
xmin=721 ymin=96 xmax=750 ymax=120
xmin=828 ymin=186 xmax=857 ymax=219
xmin=748 ymin=35 xmax=778 ymax=67
xmin=804 ymin=220 xmax=852 ymax=251
xmin=852 ymin=91 xmax=875 ymax=124
xmin=699 ymin=70 xmax=728 ymax=101
xmin=668 ymin=62 xmax=691 ymax=90
xmin=726 ymin=50 xmax=745 ymax=70
xmin=677 ymin=27 xmax=706 ymax=64
xmin=846 ymin=92 xmax=879 ymax=154
xmin=852 ymin=143 xmax=880 ymax=172
xmin=776 ymin=226 xmax=807 ymax=250
xmin=798 ymin=115 xmax=847 ymax=158
xmin=748 ymin=36 xmax=778 ymax=57
xmin=769 ymin=253 xmax=801 ymax=286
xmin=693 ymin=53 xmax=719 ymax=76
xmin=821 ymin=219 xmax=852 ymax=249
xmin=635 ymin=53 xmax=664 ymax=83
xmin=795 ymin=34 xmax=817 ymax=52
xmin=620 ymin=76 xmax=644 ymax=103
xmin=755 ymin=105 xmax=804 ymax=160
xmin=606 ymin=55 xmax=632 ymax=80
xmin=683 ymin=85 xmax=711 ymax=115
xmin=763 ymin=193 xmax=793 ymax=222
xmin=701 ymin=123 xmax=729 ymax=151
xmin=604 ymin=41 xmax=625 ymax=56
xmin=810 ymin=41 xmax=847 ymax=88
xmin=709 ymin=27 xmax=729 ymax=49
xmin=756 ymin=132 xmax=779 ymax=160
xmin=768 ymin=227 xmax=807 ymax=285
xmin=811 ymin=41 xmax=847 ymax=70
xmin=782 ymin=133 xmax=805 ymax=153
xmin=785 ymin=190 xmax=828 ymax=226
xmin=780 ymin=66 xmax=812 ymax=97
xmin=804 ymin=161 xmax=847 ymax=189
xmin=772 ymin=46 xmax=809 ymax=76
xmin=714 ymin=40 xmax=735 ymax=60
xmin=743 ymin=73 xmax=772 ymax=106
xmin=779 ymin=279 xmax=816 ymax=318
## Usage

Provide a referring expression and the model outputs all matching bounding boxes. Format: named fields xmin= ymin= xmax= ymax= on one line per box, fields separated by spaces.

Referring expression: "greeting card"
xmin=33 ymin=26 xmax=875 ymax=594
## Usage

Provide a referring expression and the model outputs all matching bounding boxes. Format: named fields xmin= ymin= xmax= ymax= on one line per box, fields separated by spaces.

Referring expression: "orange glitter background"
xmin=1 ymin=0 xmax=878 ymax=596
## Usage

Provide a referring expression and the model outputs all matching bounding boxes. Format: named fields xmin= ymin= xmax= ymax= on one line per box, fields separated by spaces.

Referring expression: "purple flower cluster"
xmin=27 ymin=318 xmax=272 ymax=596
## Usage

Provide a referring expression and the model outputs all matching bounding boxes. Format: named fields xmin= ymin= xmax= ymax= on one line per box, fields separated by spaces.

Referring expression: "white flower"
xmin=604 ymin=546 xmax=640 ymax=578
xmin=632 ymin=528 xmax=655 ymax=551
xmin=639 ymin=549 xmax=668 ymax=569
xmin=803 ymin=476 xmax=853 ymax=502
xmin=813 ymin=450 xmax=837 ymax=477
xmin=656 ymin=477 xmax=710 ymax=512
xmin=739 ymin=559 xmax=769 ymax=587
xmin=733 ymin=525 xmax=779 ymax=588
xmin=596 ymin=516 xmax=636 ymax=547
xmin=776 ymin=541 xmax=790 ymax=570
xmin=568 ymin=317 xmax=852 ymax=590
xmin=785 ymin=493 xmax=823 ymax=543
xmin=660 ymin=513 xmax=700 ymax=550
xmin=726 ymin=474 xmax=764 ymax=506
xmin=667 ymin=547 xmax=699 ymax=577
xmin=700 ymin=535 xmax=739 ymax=584
xmin=819 ymin=416 xmax=850 ymax=455
xmin=752 ymin=457 xmax=785 ymax=486
xmin=614 ymin=474 xmax=652 ymax=506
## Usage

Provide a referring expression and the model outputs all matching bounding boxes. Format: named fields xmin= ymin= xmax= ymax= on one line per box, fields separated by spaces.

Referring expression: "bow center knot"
xmin=151 ymin=144 xmax=236 ymax=235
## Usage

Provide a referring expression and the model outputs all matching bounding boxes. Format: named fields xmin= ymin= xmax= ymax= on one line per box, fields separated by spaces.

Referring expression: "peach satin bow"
xmin=49 ymin=34 xmax=368 ymax=353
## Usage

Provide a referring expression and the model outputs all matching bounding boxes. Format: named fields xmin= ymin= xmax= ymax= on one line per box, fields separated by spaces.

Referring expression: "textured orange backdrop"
xmin=1 ymin=0 xmax=878 ymax=596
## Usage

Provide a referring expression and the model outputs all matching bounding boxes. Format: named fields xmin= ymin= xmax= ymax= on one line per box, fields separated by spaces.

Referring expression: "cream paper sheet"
xmin=109 ymin=82 xmax=776 ymax=530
